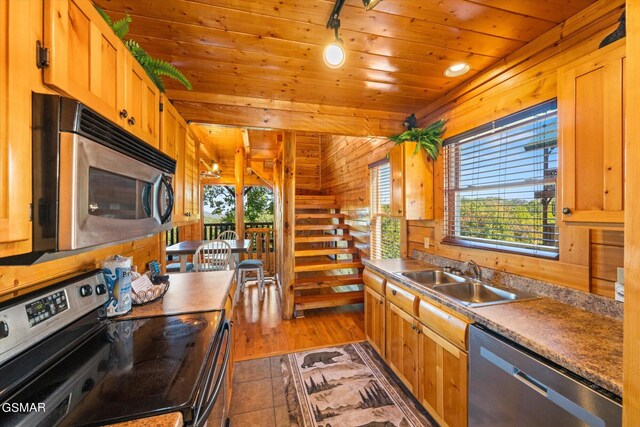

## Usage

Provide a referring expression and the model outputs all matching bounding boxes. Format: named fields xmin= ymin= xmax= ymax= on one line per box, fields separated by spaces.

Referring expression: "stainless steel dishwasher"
xmin=469 ymin=325 xmax=621 ymax=427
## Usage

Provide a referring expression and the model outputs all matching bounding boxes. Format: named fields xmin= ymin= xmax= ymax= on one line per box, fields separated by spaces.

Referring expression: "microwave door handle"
xmin=194 ymin=321 xmax=231 ymax=427
xmin=159 ymin=175 xmax=174 ymax=224
xmin=142 ymin=183 xmax=153 ymax=218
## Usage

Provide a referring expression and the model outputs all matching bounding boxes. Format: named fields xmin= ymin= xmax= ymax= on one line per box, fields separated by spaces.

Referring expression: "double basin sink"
xmin=396 ymin=270 xmax=539 ymax=307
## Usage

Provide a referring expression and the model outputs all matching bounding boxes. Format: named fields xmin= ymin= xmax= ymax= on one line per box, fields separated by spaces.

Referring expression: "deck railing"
xmin=203 ymin=222 xmax=274 ymax=241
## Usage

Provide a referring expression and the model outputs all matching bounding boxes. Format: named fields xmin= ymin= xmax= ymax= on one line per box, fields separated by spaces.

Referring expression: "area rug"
xmin=280 ymin=342 xmax=434 ymax=427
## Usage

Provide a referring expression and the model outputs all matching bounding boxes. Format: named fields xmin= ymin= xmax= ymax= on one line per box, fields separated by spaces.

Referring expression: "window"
xmin=370 ymin=160 xmax=401 ymax=259
xmin=443 ymin=99 xmax=559 ymax=258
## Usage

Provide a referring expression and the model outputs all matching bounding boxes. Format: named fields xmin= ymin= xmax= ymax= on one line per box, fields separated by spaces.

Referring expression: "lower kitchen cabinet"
xmin=418 ymin=323 xmax=468 ymax=427
xmin=385 ymin=301 xmax=420 ymax=394
xmin=364 ymin=285 xmax=386 ymax=357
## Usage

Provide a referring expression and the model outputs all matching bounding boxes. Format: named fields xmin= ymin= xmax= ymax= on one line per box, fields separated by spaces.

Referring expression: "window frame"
xmin=442 ymin=99 xmax=560 ymax=260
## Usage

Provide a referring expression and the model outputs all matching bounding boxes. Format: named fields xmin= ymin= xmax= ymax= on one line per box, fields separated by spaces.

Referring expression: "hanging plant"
xmin=95 ymin=6 xmax=192 ymax=92
xmin=388 ymin=119 xmax=447 ymax=160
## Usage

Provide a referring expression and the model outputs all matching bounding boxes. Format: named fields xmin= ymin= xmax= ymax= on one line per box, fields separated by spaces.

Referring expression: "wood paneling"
xmin=94 ymin=0 xmax=597 ymax=130
xmin=295 ymin=132 xmax=321 ymax=193
xmin=0 ymin=235 xmax=162 ymax=302
xmin=590 ymin=230 xmax=624 ymax=298
xmin=625 ymin=1 xmax=640 ymax=422
xmin=320 ymin=0 xmax=622 ymax=294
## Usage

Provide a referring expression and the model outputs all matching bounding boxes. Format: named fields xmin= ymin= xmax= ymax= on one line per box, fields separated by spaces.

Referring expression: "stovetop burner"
xmin=155 ymin=317 xmax=208 ymax=340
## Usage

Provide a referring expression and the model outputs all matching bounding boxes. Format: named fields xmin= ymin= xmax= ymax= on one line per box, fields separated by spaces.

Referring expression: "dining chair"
xmin=217 ymin=230 xmax=238 ymax=240
xmin=234 ymin=228 xmax=271 ymax=303
xmin=194 ymin=240 xmax=232 ymax=272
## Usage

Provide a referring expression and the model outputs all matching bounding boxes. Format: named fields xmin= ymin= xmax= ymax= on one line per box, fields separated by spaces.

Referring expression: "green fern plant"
xmin=389 ymin=119 xmax=447 ymax=160
xmin=95 ymin=6 xmax=192 ymax=92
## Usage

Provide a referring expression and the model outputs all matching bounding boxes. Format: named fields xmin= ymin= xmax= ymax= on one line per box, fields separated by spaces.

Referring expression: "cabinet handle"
xmin=391 ymin=290 xmax=397 ymax=296
xmin=119 ymin=109 xmax=128 ymax=118
xmin=562 ymin=207 xmax=572 ymax=215
xmin=128 ymin=116 xmax=136 ymax=126
xmin=411 ymin=325 xmax=416 ymax=330
xmin=379 ymin=300 xmax=383 ymax=305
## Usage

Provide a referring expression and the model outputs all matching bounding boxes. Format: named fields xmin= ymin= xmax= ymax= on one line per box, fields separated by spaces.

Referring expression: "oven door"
xmin=58 ymin=132 xmax=174 ymax=250
xmin=192 ymin=320 xmax=231 ymax=427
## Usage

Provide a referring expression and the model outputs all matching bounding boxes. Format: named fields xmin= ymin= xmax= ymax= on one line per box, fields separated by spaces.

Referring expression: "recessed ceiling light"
xmin=323 ymin=39 xmax=346 ymax=69
xmin=444 ymin=63 xmax=470 ymax=77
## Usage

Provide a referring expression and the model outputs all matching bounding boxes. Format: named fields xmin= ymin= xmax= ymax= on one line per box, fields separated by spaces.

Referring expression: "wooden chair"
xmin=234 ymin=227 xmax=273 ymax=303
xmin=217 ymin=230 xmax=238 ymax=240
xmin=194 ymin=240 xmax=232 ymax=272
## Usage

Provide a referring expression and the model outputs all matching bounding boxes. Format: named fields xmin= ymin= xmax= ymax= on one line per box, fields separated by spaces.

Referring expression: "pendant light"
xmin=324 ymin=0 xmax=346 ymax=69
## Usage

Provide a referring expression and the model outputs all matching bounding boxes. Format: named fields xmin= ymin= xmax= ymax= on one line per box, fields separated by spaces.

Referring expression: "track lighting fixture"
xmin=362 ymin=0 xmax=384 ymax=11
xmin=324 ymin=0 xmax=346 ymax=69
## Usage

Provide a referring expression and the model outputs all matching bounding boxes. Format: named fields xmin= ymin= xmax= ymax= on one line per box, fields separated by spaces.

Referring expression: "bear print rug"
xmin=280 ymin=342 xmax=434 ymax=427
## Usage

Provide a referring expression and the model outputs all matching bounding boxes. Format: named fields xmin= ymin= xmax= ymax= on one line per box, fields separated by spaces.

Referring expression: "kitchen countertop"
xmin=119 ymin=270 xmax=235 ymax=319
xmin=363 ymin=258 xmax=623 ymax=397
xmin=107 ymin=412 xmax=183 ymax=427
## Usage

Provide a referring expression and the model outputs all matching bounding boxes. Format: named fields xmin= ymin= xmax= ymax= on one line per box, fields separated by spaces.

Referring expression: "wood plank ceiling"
xmin=96 ymin=0 xmax=597 ymax=135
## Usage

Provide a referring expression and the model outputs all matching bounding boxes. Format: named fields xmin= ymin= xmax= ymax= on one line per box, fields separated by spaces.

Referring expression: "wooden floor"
xmin=232 ymin=281 xmax=365 ymax=361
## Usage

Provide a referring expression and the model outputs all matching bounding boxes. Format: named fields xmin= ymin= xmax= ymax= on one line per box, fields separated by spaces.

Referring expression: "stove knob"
xmin=79 ymin=284 xmax=93 ymax=297
xmin=95 ymin=284 xmax=107 ymax=295
xmin=0 ymin=321 xmax=8 ymax=339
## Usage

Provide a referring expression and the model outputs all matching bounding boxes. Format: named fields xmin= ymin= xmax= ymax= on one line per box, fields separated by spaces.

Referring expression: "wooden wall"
xmin=295 ymin=132 xmax=321 ymax=193
xmin=321 ymin=135 xmax=394 ymax=258
xmin=320 ymin=0 xmax=625 ymax=297
xmin=0 ymin=235 xmax=162 ymax=303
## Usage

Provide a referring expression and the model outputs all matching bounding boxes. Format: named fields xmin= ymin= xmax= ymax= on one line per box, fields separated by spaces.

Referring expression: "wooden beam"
xmin=625 ymin=0 xmax=640 ymax=423
xmin=172 ymin=101 xmax=402 ymax=137
xmin=281 ymin=131 xmax=296 ymax=319
xmin=273 ymin=153 xmax=283 ymax=301
xmin=234 ymin=146 xmax=245 ymax=238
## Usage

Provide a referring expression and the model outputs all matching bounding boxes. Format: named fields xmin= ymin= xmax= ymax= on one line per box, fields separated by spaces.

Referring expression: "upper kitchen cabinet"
xmin=389 ymin=142 xmax=434 ymax=220
xmin=0 ymin=1 xmax=33 ymax=255
xmin=123 ymin=55 xmax=160 ymax=148
xmin=43 ymin=0 xmax=159 ymax=148
xmin=43 ymin=0 xmax=124 ymax=124
xmin=558 ymin=40 xmax=625 ymax=225
xmin=183 ymin=129 xmax=200 ymax=222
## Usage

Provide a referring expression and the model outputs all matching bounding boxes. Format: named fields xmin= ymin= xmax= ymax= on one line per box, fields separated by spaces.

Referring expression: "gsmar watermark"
xmin=1 ymin=402 xmax=46 ymax=413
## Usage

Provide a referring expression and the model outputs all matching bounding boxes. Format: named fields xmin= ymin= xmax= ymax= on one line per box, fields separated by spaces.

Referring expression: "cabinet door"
xmin=389 ymin=143 xmax=404 ymax=216
xmin=160 ymin=98 xmax=187 ymax=221
xmin=0 ymin=2 xmax=32 ymax=254
xmin=183 ymin=130 xmax=200 ymax=221
xmin=364 ymin=286 xmax=385 ymax=357
xmin=418 ymin=324 xmax=468 ymax=427
xmin=44 ymin=0 xmax=124 ymax=123
xmin=559 ymin=41 xmax=625 ymax=224
xmin=385 ymin=302 xmax=419 ymax=393
xmin=123 ymin=56 xmax=160 ymax=148
xmin=403 ymin=142 xmax=434 ymax=220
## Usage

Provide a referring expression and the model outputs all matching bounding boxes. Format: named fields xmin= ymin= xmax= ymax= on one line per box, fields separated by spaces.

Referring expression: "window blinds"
xmin=443 ymin=99 xmax=559 ymax=258
xmin=369 ymin=160 xmax=400 ymax=259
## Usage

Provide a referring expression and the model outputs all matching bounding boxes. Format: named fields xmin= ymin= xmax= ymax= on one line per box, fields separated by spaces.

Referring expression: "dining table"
xmin=165 ymin=239 xmax=252 ymax=272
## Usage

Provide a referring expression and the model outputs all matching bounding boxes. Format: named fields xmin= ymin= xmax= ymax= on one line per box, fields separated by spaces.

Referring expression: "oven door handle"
xmin=159 ymin=174 xmax=174 ymax=224
xmin=193 ymin=320 xmax=231 ymax=427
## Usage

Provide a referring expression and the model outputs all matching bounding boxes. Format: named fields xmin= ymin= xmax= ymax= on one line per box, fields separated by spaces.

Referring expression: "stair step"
xmin=295 ymin=213 xmax=345 ymax=220
xmin=294 ymin=274 xmax=363 ymax=290
xmin=295 ymin=291 xmax=364 ymax=310
xmin=296 ymin=224 xmax=349 ymax=231
xmin=295 ymin=248 xmax=359 ymax=257
xmin=295 ymin=260 xmax=363 ymax=273
xmin=296 ymin=204 xmax=341 ymax=210
xmin=295 ymin=235 xmax=353 ymax=243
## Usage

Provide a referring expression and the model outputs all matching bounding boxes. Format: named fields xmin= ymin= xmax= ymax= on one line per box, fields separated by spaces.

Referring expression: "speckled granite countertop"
xmin=363 ymin=258 xmax=623 ymax=397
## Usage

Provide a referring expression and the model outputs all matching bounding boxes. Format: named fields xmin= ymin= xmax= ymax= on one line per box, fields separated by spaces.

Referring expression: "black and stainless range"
xmin=0 ymin=270 xmax=230 ymax=426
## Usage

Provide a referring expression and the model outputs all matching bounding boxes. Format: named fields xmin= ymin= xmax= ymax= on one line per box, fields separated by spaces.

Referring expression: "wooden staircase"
xmin=293 ymin=194 xmax=364 ymax=314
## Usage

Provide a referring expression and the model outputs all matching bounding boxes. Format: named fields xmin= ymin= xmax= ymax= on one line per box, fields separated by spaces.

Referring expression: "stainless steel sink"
xmin=397 ymin=270 xmax=466 ymax=285
xmin=432 ymin=282 xmax=540 ymax=307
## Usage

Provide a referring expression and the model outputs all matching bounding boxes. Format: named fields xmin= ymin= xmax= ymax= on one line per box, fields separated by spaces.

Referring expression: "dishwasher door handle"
xmin=514 ymin=369 xmax=548 ymax=396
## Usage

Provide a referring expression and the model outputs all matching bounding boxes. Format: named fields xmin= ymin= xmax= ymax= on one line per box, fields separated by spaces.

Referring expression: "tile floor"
xmin=209 ymin=356 xmax=289 ymax=427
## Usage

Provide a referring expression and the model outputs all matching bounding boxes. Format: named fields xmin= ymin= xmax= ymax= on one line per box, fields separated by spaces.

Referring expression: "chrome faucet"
xmin=466 ymin=260 xmax=482 ymax=281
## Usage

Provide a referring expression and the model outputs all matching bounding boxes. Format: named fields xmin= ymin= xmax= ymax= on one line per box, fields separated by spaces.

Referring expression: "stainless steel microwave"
xmin=0 ymin=94 xmax=176 ymax=265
